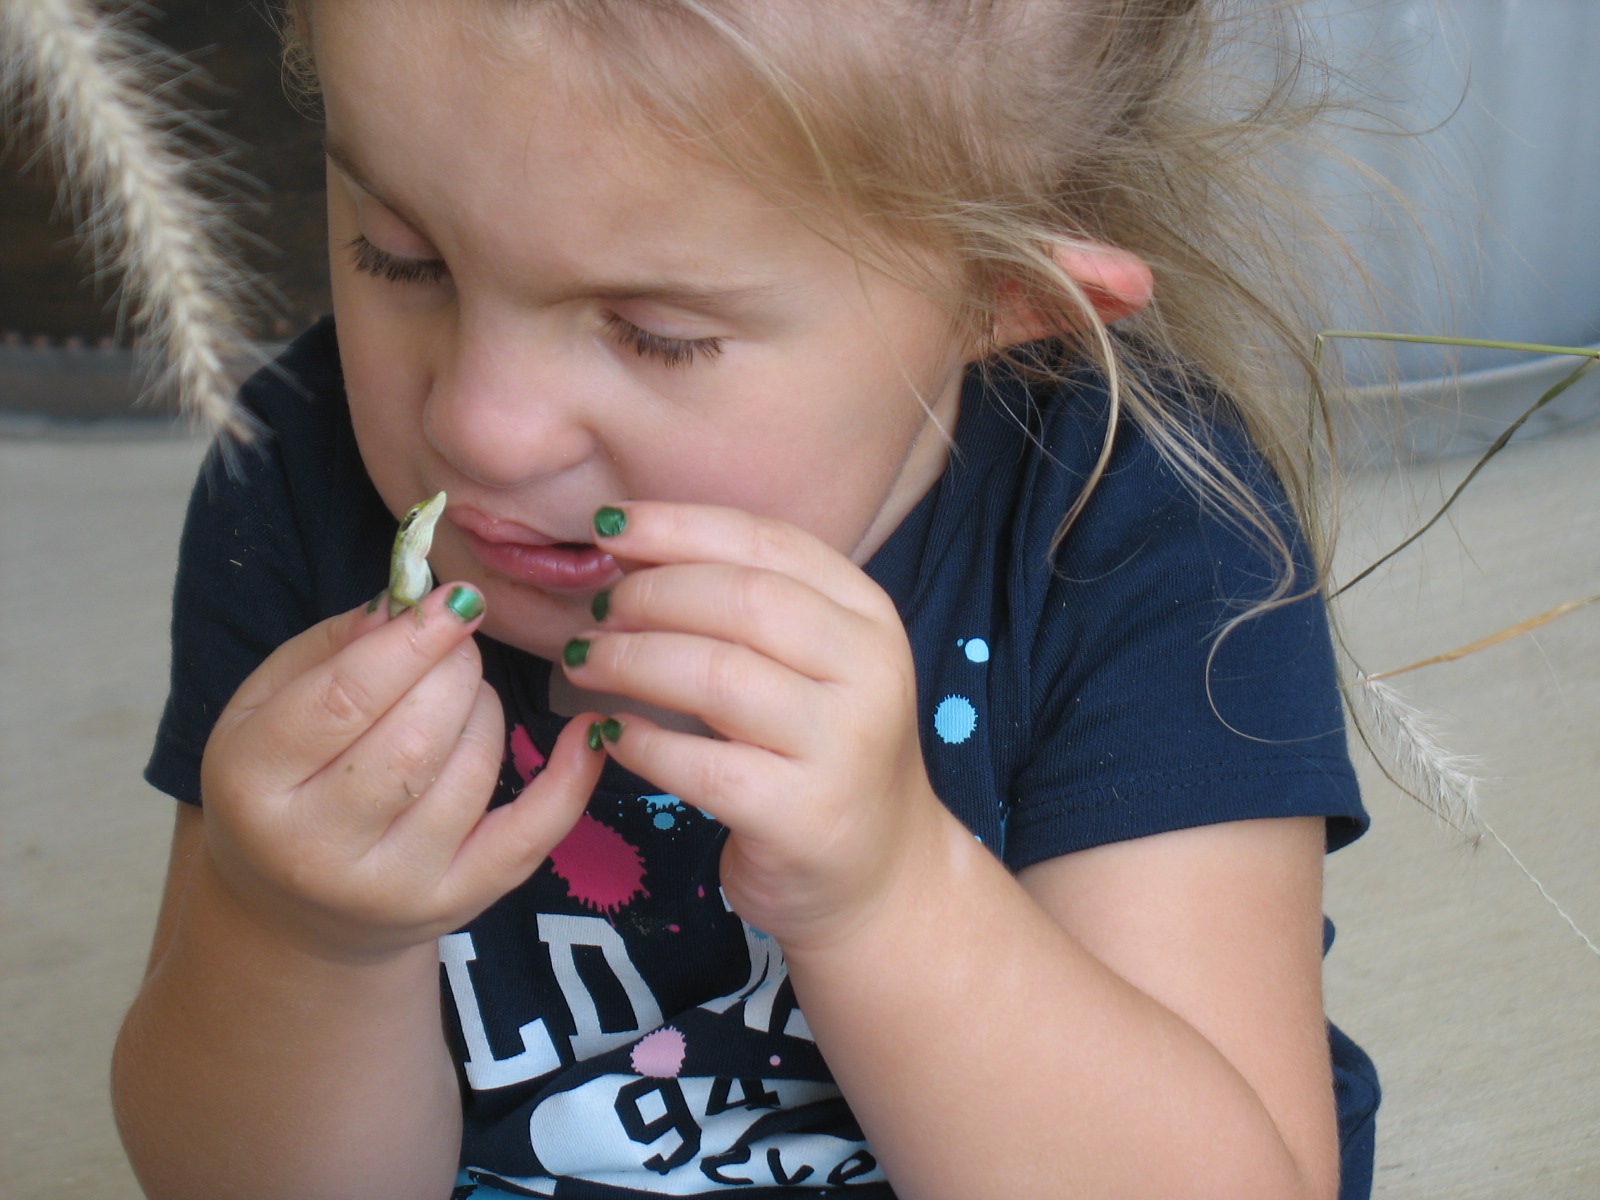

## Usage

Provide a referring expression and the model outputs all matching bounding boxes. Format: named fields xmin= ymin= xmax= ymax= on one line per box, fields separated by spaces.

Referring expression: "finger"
xmin=592 ymin=502 xmax=895 ymax=621
xmin=441 ymin=714 xmax=606 ymax=910
xmin=227 ymin=583 xmax=487 ymax=797
xmin=384 ymin=676 xmax=507 ymax=863
xmin=305 ymin=633 xmax=489 ymax=840
xmin=568 ymin=628 xmax=829 ymax=755
xmin=596 ymin=712 xmax=784 ymax=835
xmin=599 ymin=562 xmax=881 ymax=685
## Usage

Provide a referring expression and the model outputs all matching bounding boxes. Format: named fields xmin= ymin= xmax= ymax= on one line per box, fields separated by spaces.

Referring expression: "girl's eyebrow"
xmin=323 ymin=137 xmax=431 ymax=232
xmin=580 ymin=282 xmax=793 ymax=318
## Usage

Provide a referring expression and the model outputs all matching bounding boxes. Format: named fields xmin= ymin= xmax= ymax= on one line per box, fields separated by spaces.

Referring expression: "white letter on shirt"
xmin=538 ymin=913 xmax=665 ymax=1059
xmin=439 ymin=931 xmax=564 ymax=1090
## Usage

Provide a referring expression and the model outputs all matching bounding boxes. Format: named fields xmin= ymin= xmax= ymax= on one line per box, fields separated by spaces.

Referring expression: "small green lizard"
xmin=387 ymin=490 xmax=447 ymax=618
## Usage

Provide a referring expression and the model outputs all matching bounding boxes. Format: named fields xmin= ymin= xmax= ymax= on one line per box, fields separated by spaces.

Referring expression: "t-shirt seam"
xmin=1011 ymin=756 xmax=1357 ymax=822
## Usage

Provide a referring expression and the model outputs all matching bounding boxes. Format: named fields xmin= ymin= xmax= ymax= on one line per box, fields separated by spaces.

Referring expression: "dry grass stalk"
xmin=0 ymin=0 xmax=258 ymax=440
xmin=1477 ymin=823 xmax=1600 ymax=961
xmin=1326 ymin=328 xmax=1600 ymax=959
xmin=1366 ymin=592 xmax=1600 ymax=683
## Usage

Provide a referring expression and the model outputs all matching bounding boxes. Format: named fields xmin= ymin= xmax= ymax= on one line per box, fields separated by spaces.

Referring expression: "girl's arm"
xmin=114 ymin=587 xmax=602 ymax=1200
xmin=113 ymin=803 xmax=464 ymax=1200
xmin=782 ymin=812 xmax=1339 ymax=1200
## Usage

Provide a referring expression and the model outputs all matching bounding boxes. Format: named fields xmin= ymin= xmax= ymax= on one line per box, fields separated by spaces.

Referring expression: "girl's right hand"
xmin=198 ymin=584 xmax=602 ymax=964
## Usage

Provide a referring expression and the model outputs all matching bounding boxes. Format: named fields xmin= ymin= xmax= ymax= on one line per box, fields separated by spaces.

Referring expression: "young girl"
xmin=112 ymin=2 xmax=1377 ymax=1198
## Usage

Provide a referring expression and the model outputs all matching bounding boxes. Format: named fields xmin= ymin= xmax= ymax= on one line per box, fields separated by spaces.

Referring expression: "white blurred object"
xmin=0 ymin=0 xmax=261 ymax=441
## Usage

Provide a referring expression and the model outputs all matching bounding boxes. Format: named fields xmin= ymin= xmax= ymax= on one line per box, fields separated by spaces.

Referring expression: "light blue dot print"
xmin=641 ymin=793 xmax=685 ymax=829
xmin=963 ymin=637 xmax=990 ymax=663
xmin=934 ymin=695 xmax=978 ymax=744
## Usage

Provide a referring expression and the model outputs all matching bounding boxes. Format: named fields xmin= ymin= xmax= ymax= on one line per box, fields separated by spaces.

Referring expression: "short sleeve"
xmin=144 ymin=320 xmax=392 ymax=804
xmin=1003 ymin=414 xmax=1364 ymax=870
xmin=143 ymin=435 xmax=318 ymax=804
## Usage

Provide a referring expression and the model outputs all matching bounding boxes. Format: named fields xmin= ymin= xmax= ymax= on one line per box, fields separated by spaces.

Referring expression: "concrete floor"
xmin=1 ymin=417 xmax=1596 ymax=1199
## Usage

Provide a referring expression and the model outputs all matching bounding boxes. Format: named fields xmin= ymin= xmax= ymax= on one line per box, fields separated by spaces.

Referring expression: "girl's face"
xmin=319 ymin=1 xmax=973 ymax=660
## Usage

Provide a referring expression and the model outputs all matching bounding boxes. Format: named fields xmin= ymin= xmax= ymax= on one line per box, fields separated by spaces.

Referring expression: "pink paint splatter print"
xmin=507 ymin=724 xmax=547 ymax=786
xmin=630 ymin=1026 xmax=687 ymax=1078
xmin=548 ymin=814 xmax=649 ymax=914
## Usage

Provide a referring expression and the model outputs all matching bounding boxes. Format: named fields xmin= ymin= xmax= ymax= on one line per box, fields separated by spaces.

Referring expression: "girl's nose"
xmin=421 ymin=321 xmax=596 ymax=489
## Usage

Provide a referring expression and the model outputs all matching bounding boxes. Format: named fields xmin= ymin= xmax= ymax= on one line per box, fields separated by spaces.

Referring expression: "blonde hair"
xmin=283 ymin=0 xmax=1368 ymax=595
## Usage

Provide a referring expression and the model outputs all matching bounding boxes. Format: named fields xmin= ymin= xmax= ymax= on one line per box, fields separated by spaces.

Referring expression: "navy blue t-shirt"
xmin=147 ymin=318 xmax=1378 ymax=1199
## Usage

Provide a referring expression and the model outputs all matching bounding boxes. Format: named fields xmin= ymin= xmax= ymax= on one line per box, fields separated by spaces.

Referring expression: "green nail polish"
xmin=600 ymin=717 xmax=623 ymax=744
xmin=590 ymin=589 xmax=611 ymax=622
xmin=563 ymin=638 xmax=591 ymax=668
xmin=586 ymin=721 xmax=605 ymax=752
xmin=594 ymin=506 xmax=627 ymax=538
xmin=446 ymin=586 xmax=485 ymax=622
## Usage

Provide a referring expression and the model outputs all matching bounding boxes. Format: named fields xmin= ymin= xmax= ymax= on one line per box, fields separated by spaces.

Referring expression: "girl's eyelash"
xmin=345 ymin=235 xmax=448 ymax=286
xmin=343 ymin=240 xmax=720 ymax=367
xmin=602 ymin=311 xmax=725 ymax=368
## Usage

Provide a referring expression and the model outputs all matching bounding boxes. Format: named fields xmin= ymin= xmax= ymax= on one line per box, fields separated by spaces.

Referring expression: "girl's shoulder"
xmin=1028 ymin=350 xmax=1292 ymax=558
xmin=901 ymin=347 xmax=1294 ymax=585
xmin=868 ymin=350 xmax=1362 ymax=868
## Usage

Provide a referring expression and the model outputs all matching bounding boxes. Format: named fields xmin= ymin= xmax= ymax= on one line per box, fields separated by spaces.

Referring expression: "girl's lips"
xmin=450 ymin=508 xmax=619 ymax=593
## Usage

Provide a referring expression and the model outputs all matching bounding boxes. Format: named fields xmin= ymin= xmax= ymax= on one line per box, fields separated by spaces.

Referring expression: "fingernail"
xmin=594 ymin=506 xmax=627 ymax=538
xmin=365 ymin=590 xmax=387 ymax=615
xmin=600 ymin=717 xmax=623 ymax=744
xmin=590 ymin=589 xmax=611 ymax=622
xmin=587 ymin=721 xmax=606 ymax=752
xmin=563 ymin=638 xmax=591 ymax=668
xmin=446 ymin=586 xmax=485 ymax=622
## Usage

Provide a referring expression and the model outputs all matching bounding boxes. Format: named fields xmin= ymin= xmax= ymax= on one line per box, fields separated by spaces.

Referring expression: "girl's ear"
xmin=991 ymin=241 xmax=1154 ymax=347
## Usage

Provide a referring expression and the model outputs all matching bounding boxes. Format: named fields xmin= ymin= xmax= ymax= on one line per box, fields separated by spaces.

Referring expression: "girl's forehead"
xmin=321 ymin=27 xmax=836 ymax=293
xmin=319 ymin=5 xmax=656 ymax=155
xmin=316 ymin=0 xmax=889 ymax=144
xmin=319 ymin=1 xmax=718 ymax=152
xmin=315 ymin=0 xmax=962 ymax=297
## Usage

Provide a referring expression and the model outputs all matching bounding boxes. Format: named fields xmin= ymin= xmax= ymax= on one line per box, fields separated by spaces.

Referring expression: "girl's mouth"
xmin=450 ymin=508 xmax=620 ymax=593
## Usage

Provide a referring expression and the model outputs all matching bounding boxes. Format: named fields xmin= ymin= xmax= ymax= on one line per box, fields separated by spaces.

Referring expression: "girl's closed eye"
xmin=601 ymin=311 xmax=725 ymax=368
xmin=345 ymin=234 xmax=448 ymax=286
xmin=344 ymin=234 xmax=721 ymax=368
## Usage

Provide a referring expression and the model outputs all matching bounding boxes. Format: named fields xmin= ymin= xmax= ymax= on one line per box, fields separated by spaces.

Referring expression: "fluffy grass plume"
xmin=0 ymin=0 xmax=259 ymax=440
xmin=1350 ymin=644 xmax=1600 ymax=959
xmin=1349 ymin=672 xmax=1481 ymax=836
xmin=1353 ymin=673 xmax=1600 ymax=959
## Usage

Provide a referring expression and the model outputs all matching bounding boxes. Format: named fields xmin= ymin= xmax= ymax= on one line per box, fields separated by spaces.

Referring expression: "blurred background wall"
xmin=1301 ymin=0 xmax=1600 ymax=382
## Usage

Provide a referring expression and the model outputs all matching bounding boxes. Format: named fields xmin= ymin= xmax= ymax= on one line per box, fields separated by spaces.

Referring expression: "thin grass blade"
xmin=1313 ymin=332 xmax=1600 ymax=596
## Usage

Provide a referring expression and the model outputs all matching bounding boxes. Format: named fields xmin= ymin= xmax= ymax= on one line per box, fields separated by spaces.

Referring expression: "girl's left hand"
xmin=562 ymin=501 xmax=951 ymax=951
